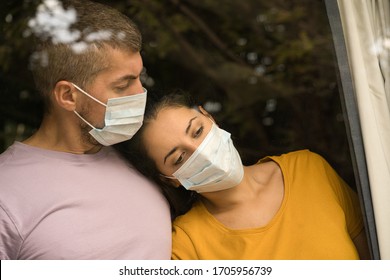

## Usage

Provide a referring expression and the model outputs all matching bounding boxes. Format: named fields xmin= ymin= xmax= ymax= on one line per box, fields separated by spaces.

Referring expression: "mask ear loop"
xmin=160 ymin=174 xmax=176 ymax=180
xmin=73 ymin=110 xmax=97 ymax=130
xmin=72 ymin=83 xmax=108 ymax=130
xmin=72 ymin=83 xmax=107 ymax=107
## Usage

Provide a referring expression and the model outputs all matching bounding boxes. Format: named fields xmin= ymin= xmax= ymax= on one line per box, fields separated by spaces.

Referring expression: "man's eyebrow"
xmin=163 ymin=116 xmax=198 ymax=164
xmin=110 ymin=75 xmax=138 ymax=85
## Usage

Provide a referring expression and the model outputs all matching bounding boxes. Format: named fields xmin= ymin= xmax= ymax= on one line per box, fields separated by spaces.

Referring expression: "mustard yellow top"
xmin=172 ymin=150 xmax=363 ymax=260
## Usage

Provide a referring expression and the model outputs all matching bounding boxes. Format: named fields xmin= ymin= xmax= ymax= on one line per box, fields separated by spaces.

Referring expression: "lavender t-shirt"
xmin=0 ymin=142 xmax=171 ymax=259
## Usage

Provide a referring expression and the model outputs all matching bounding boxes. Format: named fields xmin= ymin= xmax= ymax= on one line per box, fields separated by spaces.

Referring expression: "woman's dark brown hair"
xmin=114 ymin=91 xmax=199 ymax=219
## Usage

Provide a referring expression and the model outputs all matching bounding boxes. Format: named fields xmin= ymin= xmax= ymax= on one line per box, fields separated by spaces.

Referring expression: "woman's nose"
xmin=185 ymin=140 xmax=201 ymax=154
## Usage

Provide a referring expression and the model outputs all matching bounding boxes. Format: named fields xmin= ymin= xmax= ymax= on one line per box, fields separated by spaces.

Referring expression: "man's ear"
xmin=198 ymin=106 xmax=216 ymax=123
xmin=53 ymin=81 xmax=78 ymax=111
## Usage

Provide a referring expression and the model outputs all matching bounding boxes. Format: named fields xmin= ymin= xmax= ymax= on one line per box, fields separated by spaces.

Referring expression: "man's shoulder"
xmin=0 ymin=143 xmax=17 ymax=163
xmin=0 ymin=143 xmax=22 ymax=171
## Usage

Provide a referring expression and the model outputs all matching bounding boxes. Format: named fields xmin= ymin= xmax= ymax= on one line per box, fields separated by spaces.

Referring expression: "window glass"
xmin=0 ymin=0 xmax=355 ymax=186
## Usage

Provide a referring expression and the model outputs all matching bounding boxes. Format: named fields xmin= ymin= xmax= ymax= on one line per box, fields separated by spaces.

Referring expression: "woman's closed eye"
xmin=173 ymin=125 xmax=205 ymax=166
xmin=174 ymin=152 xmax=185 ymax=165
xmin=194 ymin=126 xmax=204 ymax=138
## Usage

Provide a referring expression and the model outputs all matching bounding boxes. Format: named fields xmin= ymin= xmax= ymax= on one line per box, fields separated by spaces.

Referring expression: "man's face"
xmin=76 ymin=47 xmax=144 ymax=131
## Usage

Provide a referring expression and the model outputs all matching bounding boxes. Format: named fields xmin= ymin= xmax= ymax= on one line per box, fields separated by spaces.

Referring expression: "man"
xmin=0 ymin=0 xmax=171 ymax=259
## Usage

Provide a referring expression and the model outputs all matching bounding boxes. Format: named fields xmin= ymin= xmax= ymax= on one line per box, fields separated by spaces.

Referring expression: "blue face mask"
xmin=170 ymin=123 xmax=244 ymax=193
xmin=72 ymin=83 xmax=147 ymax=146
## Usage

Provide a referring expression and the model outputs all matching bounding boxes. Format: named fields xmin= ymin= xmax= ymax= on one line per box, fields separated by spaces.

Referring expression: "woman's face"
xmin=142 ymin=106 xmax=213 ymax=177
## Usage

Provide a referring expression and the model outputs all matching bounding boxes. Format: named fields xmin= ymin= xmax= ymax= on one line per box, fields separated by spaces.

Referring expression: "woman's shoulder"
xmin=173 ymin=200 xmax=202 ymax=224
xmin=173 ymin=200 xmax=210 ymax=228
xmin=256 ymin=150 xmax=329 ymax=180
xmin=259 ymin=149 xmax=324 ymax=165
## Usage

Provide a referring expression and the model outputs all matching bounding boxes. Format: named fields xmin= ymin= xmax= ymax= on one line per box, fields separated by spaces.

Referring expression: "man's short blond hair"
xmin=29 ymin=0 xmax=142 ymax=112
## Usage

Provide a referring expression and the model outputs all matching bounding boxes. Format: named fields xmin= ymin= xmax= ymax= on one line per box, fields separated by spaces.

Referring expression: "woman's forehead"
xmin=144 ymin=107 xmax=195 ymax=136
xmin=156 ymin=106 xmax=199 ymax=122
xmin=142 ymin=108 xmax=191 ymax=157
xmin=143 ymin=107 xmax=202 ymax=144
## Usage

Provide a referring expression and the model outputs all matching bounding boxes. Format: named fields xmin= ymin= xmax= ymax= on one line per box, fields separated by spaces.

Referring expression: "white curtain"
xmin=337 ymin=0 xmax=390 ymax=259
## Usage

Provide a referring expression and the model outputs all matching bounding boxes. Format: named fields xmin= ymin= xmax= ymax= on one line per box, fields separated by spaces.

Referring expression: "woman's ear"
xmin=198 ymin=106 xmax=216 ymax=123
xmin=53 ymin=80 xmax=78 ymax=111
xmin=160 ymin=175 xmax=181 ymax=188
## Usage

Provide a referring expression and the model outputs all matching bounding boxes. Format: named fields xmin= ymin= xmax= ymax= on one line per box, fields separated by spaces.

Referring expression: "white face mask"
xmin=72 ymin=83 xmax=147 ymax=146
xmin=171 ymin=123 xmax=244 ymax=193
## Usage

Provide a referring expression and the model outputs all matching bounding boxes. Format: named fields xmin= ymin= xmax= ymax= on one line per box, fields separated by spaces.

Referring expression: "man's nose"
xmin=129 ymin=79 xmax=144 ymax=95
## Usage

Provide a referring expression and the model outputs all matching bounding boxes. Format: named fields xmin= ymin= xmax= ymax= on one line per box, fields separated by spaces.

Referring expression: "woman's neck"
xmin=200 ymin=164 xmax=271 ymax=212
xmin=199 ymin=161 xmax=284 ymax=229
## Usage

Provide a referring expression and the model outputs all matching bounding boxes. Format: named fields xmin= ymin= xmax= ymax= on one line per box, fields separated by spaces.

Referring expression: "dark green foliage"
xmin=0 ymin=0 xmax=355 ymax=186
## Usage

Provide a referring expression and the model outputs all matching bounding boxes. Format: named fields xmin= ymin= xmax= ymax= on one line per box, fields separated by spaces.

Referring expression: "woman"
xmin=116 ymin=93 xmax=370 ymax=260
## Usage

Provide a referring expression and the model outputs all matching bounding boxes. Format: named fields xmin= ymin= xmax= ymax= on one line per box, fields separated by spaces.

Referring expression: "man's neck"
xmin=23 ymin=115 xmax=102 ymax=154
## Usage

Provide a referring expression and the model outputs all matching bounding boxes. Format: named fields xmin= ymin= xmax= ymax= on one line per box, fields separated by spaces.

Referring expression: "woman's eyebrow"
xmin=185 ymin=117 xmax=197 ymax=134
xmin=163 ymin=116 xmax=198 ymax=164
xmin=164 ymin=147 xmax=177 ymax=164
